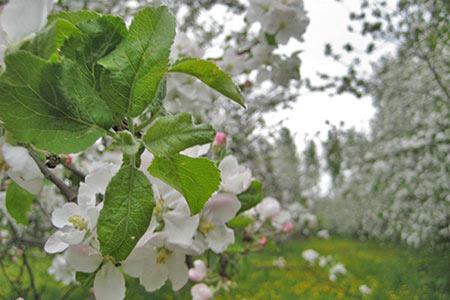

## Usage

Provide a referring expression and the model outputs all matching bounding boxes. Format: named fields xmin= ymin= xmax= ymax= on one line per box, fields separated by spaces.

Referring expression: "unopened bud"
xmin=213 ymin=132 xmax=227 ymax=148
xmin=282 ymin=222 xmax=293 ymax=234
xmin=258 ymin=236 xmax=268 ymax=247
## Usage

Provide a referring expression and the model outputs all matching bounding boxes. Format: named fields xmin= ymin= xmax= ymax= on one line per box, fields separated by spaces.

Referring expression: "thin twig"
xmin=29 ymin=150 xmax=77 ymax=202
xmin=61 ymin=160 xmax=86 ymax=181
xmin=22 ymin=248 xmax=40 ymax=300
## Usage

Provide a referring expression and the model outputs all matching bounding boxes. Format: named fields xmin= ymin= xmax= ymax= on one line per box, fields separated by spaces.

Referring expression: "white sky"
xmin=265 ymin=0 xmax=378 ymax=151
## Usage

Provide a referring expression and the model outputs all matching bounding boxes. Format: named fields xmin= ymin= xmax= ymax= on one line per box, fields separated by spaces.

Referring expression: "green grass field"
xmin=1 ymin=237 xmax=448 ymax=299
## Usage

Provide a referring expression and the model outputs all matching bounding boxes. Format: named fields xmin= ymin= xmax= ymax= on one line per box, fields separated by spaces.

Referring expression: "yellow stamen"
xmin=68 ymin=215 xmax=88 ymax=231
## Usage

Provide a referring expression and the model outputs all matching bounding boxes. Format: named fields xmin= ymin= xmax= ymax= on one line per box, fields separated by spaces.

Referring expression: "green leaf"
xmin=169 ymin=58 xmax=245 ymax=107
xmin=0 ymin=51 xmax=112 ymax=153
xmin=76 ymin=271 xmax=96 ymax=287
xmin=97 ymin=164 xmax=154 ymax=261
xmin=48 ymin=10 xmax=101 ymax=26
xmin=21 ymin=19 xmax=81 ymax=60
xmin=6 ymin=182 xmax=34 ymax=225
xmin=237 ymin=180 xmax=264 ymax=213
xmin=143 ymin=113 xmax=215 ymax=156
xmin=148 ymin=154 xmax=220 ymax=214
xmin=99 ymin=7 xmax=176 ymax=117
xmin=147 ymin=77 xmax=167 ymax=116
xmin=228 ymin=214 xmax=254 ymax=229
xmin=61 ymin=16 xmax=127 ymax=84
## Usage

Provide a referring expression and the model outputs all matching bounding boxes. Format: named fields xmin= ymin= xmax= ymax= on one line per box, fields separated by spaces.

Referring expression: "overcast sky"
xmin=265 ymin=0 xmax=378 ymax=151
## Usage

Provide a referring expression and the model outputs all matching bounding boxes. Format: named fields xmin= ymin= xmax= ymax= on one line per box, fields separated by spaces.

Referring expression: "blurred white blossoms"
xmin=272 ymin=256 xmax=286 ymax=268
xmin=246 ymin=0 xmax=309 ymax=44
xmin=191 ymin=283 xmax=214 ymax=300
xmin=359 ymin=284 xmax=372 ymax=295
xmin=123 ymin=232 xmax=190 ymax=292
xmin=255 ymin=197 xmax=281 ymax=221
xmin=1 ymin=139 xmax=44 ymax=194
xmin=329 ymin=263 xmax=347 ymax=281
xmin=48 ymin=254 xmax=76 ymax=285
xmin=0 ymin=0 xmax=54 ymax=66
xmin=317 ymin=229 xmax=330 ymax=240
xmin=302 ymin=249 xmax=319 ymax=265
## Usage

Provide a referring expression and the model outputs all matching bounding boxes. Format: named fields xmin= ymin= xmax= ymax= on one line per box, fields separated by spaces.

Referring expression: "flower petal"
xmin=1 ymin=0 xmax=53 ymax=44
xmin=203 ymin=193 xmax=241 ymax=224
xmin=206 ymin=225 xmax=234 ymax=253
xmin=44 ymin=232 xmax=69 ymax=254
xmin=94 ymin=262 xmax=125 ymax=300
xmin=51 ymin=203 xmax=81 ymax=228
xmin=140 ymin=261 xmax=168 ymax=292
xmin=167 ymin=252 xmax=188 ymax=291
xmin=66 ymin=245 xmax=102 ymax=273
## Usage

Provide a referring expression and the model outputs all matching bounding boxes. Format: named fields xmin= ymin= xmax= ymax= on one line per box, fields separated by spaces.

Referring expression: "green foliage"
xmin=97 ymin=164 xmax=155 ymax=261
xmin=169 ymin=57 xmax=245 ymax=107
xmin=228 ymin=214 xmax=254 ymax=229
xmin=148 ymin=154 xmax=220 ymax=214
xmin=0 ymin=51 xmax=110 ymax=154
xmin=48 ymin=10 xmax=101 ymax=25
xmin=5 ymin=182 xmax=34 ymax=225
xmin=99 ymin=7 xmax=176 ymax=117
xmin=237 ymin=180 xmax=263 ymax=214
xmin=143 ymin=112 xmax=215 ymax=156
xmin=60 ymin=15 xmax=127 ymax=83
xmin=21 ymin=19 xmax=81 ymax=60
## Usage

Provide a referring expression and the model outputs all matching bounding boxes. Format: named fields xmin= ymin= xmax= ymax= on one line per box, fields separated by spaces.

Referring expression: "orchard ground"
xmin=1 ymin=237 xmax=448 ymax=299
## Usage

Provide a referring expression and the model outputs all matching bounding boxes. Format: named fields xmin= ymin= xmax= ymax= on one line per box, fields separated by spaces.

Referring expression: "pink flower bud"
xmin=258 ymin=236 xmax=268 ymax=247
xmin=66 ymin=155 xmax=73 ymax=166
xmin=213 ymin=132 xmax=227 ymax=147
xmin=282 ymin=222 xmax=293 ymax=233
xmin=189 ymin=269 xmax=204 ymax=282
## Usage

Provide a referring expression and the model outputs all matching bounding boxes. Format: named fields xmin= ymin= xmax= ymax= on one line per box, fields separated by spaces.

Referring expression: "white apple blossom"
xmin=65 ymin=245 xmax=125 ymax=300
xmin=188 ymin=259 xmax=207 ymax=282
xmin=0 ymin=0 xmax=54 ymax=66
xmin=1 ymin=140 xmax=44 ymax=195
xmin=191 ymin=283 xmax=213 ymax=300
xmin=123 ymin=232 xmax=189 ymax=292
xmin=48 ymin=254 xmax=76 ymax=285
xmin=195 ymin=193 xmax=241 ymax=253
xmin=45 ymin=165 xmax=115 ymax=253
xmin=219 ymin=155 xmax=252 ymax=194
xmin=302 ymin=249 xmax=319 ymax=265
xmin=144 ymin=179 xmax=199 ymax=248
xmin=44 ymin=202 xmax=99 ymax=253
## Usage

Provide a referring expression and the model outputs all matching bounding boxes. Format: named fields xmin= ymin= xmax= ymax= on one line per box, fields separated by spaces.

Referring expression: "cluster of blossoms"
xmin=42 ymin=137 xmax=253 ymax=299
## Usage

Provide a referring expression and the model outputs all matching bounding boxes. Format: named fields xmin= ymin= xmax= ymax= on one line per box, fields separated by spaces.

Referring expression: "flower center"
xmin=68 ymin=215 xmax=88 ymax=231
xmin=199 ymin=220 xmax=215 ymax=234
xmin=155 ymin=247 xmax=172 ymax=264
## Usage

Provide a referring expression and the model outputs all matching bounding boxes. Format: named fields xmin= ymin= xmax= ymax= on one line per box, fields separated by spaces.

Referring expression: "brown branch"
xmin=60 ymin=160 xmax=86 ymax=181
xmin=29 ymin=150 xmax=77 ymax=202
